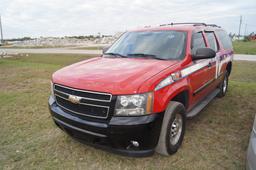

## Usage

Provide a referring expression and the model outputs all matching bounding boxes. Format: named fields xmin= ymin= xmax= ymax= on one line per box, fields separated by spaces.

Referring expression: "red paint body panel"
xmin=153 ymin=79 xmax=190 ymax=113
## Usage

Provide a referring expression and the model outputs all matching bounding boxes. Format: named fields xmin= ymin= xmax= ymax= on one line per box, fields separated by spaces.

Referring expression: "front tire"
xmin=155 ymin=101 xmax=186 ymax=156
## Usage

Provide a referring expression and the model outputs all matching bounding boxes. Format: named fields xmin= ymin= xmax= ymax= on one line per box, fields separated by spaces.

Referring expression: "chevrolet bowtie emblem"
xmin=68 ymin=95 xmax=82 ymax=104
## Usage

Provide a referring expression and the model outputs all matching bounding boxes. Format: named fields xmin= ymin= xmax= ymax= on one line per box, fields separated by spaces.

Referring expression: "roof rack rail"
xmin=159 ymin=22 xmax=207 ymax=27
xmin=206 ymin=24 xmax=221 ymax=28
xmin=159 ymin=22 xmax=221 ymax=28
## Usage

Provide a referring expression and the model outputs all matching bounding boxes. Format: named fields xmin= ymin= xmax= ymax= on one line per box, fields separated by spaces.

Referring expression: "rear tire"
xmin=217 ymin=71 xmax=229 ymax=98
xmin=155 ymin=101 xmax=186 ymax=156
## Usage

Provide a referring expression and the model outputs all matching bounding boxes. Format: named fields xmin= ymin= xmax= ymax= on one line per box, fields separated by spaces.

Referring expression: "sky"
xmin=0 ymin=0 xmax=256 ymax=39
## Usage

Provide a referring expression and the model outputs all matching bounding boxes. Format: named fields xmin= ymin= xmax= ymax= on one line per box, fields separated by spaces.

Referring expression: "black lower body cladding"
xmin=48 ymin=96 xmax=164 ymax=157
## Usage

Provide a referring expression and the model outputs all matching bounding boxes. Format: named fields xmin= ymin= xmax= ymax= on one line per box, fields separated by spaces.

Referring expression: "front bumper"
xmin=48 ymin=96 xmax=163 ymax=157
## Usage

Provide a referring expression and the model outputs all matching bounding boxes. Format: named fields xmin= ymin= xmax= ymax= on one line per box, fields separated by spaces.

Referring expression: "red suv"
xmin=49 ymin=23 xmax=233 ymax=156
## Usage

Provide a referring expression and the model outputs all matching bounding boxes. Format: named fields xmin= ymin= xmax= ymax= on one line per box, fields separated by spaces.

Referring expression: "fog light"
xmin=131 ymin=140 xmax=139 ymax=147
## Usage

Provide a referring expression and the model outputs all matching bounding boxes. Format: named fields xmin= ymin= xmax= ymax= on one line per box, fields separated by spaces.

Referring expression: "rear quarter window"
xmin=215 ymin=30 xmax=233 ymax=50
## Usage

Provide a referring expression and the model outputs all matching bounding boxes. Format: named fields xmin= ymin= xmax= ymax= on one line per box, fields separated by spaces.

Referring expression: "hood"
xmin=52 ymin=57 xmax=179 ymax=94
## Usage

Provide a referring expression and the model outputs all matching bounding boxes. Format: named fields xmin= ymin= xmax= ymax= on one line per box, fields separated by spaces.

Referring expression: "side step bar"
xmin=186 ymin=89 xmax=220 ymax=118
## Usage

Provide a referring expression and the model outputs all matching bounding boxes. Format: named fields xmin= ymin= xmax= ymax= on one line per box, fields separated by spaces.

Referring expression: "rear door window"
xmin=205 ymin=32 xmax=218 ymax=52
xmin=191 ymin=32 xmax=206 ymax=53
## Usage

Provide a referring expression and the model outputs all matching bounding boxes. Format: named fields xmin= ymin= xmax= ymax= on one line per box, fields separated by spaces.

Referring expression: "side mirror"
xmin=192 ymin=48 xmax=216 ymax=60
xmin=102 ymin=46 xmax=110 ymax=54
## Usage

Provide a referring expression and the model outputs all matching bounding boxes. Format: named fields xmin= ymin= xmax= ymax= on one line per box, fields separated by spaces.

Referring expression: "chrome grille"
xmin=53 ymin=84 xmax=112 ymax=119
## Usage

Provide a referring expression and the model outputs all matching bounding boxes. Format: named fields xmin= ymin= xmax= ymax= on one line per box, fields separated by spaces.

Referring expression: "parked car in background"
xmin=247 ymin=115 xmax=256 ymax=170
xmin=48 ymin=22 xmax=233 ymax=156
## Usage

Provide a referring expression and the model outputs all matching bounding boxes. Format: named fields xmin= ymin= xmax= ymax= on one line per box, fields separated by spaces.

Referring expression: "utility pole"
xmin=238 ymin=15 xmax=242 ymax=38
xmin=0 ymin=15 xmax=3 ymax=44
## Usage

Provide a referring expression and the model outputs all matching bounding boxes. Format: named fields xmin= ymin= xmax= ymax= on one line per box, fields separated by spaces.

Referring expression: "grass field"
xmin=233 ymin=41 xmax=256 ymax=55
xmin=0 ymin=54 xmax=256 ymax=170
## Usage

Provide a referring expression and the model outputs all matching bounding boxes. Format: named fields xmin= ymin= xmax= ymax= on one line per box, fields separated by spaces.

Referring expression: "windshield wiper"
xmin=127 ymin=53 xmax=166 ymax=60
xmin=104 ymin=52 xmax=127 ymax=58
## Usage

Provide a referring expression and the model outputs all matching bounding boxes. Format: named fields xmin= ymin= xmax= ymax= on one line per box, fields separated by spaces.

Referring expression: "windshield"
xmin=105 ymin=31 xmax=187 ymax=60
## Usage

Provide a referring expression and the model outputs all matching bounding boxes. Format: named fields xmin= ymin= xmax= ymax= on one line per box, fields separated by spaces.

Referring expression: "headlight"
xmin=114 ymin=93 xmax=153 ymax=116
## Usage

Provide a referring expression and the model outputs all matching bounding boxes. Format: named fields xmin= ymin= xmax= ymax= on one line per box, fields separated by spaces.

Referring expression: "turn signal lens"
xmin=146 ymin=92 xmax=153 ymax=114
